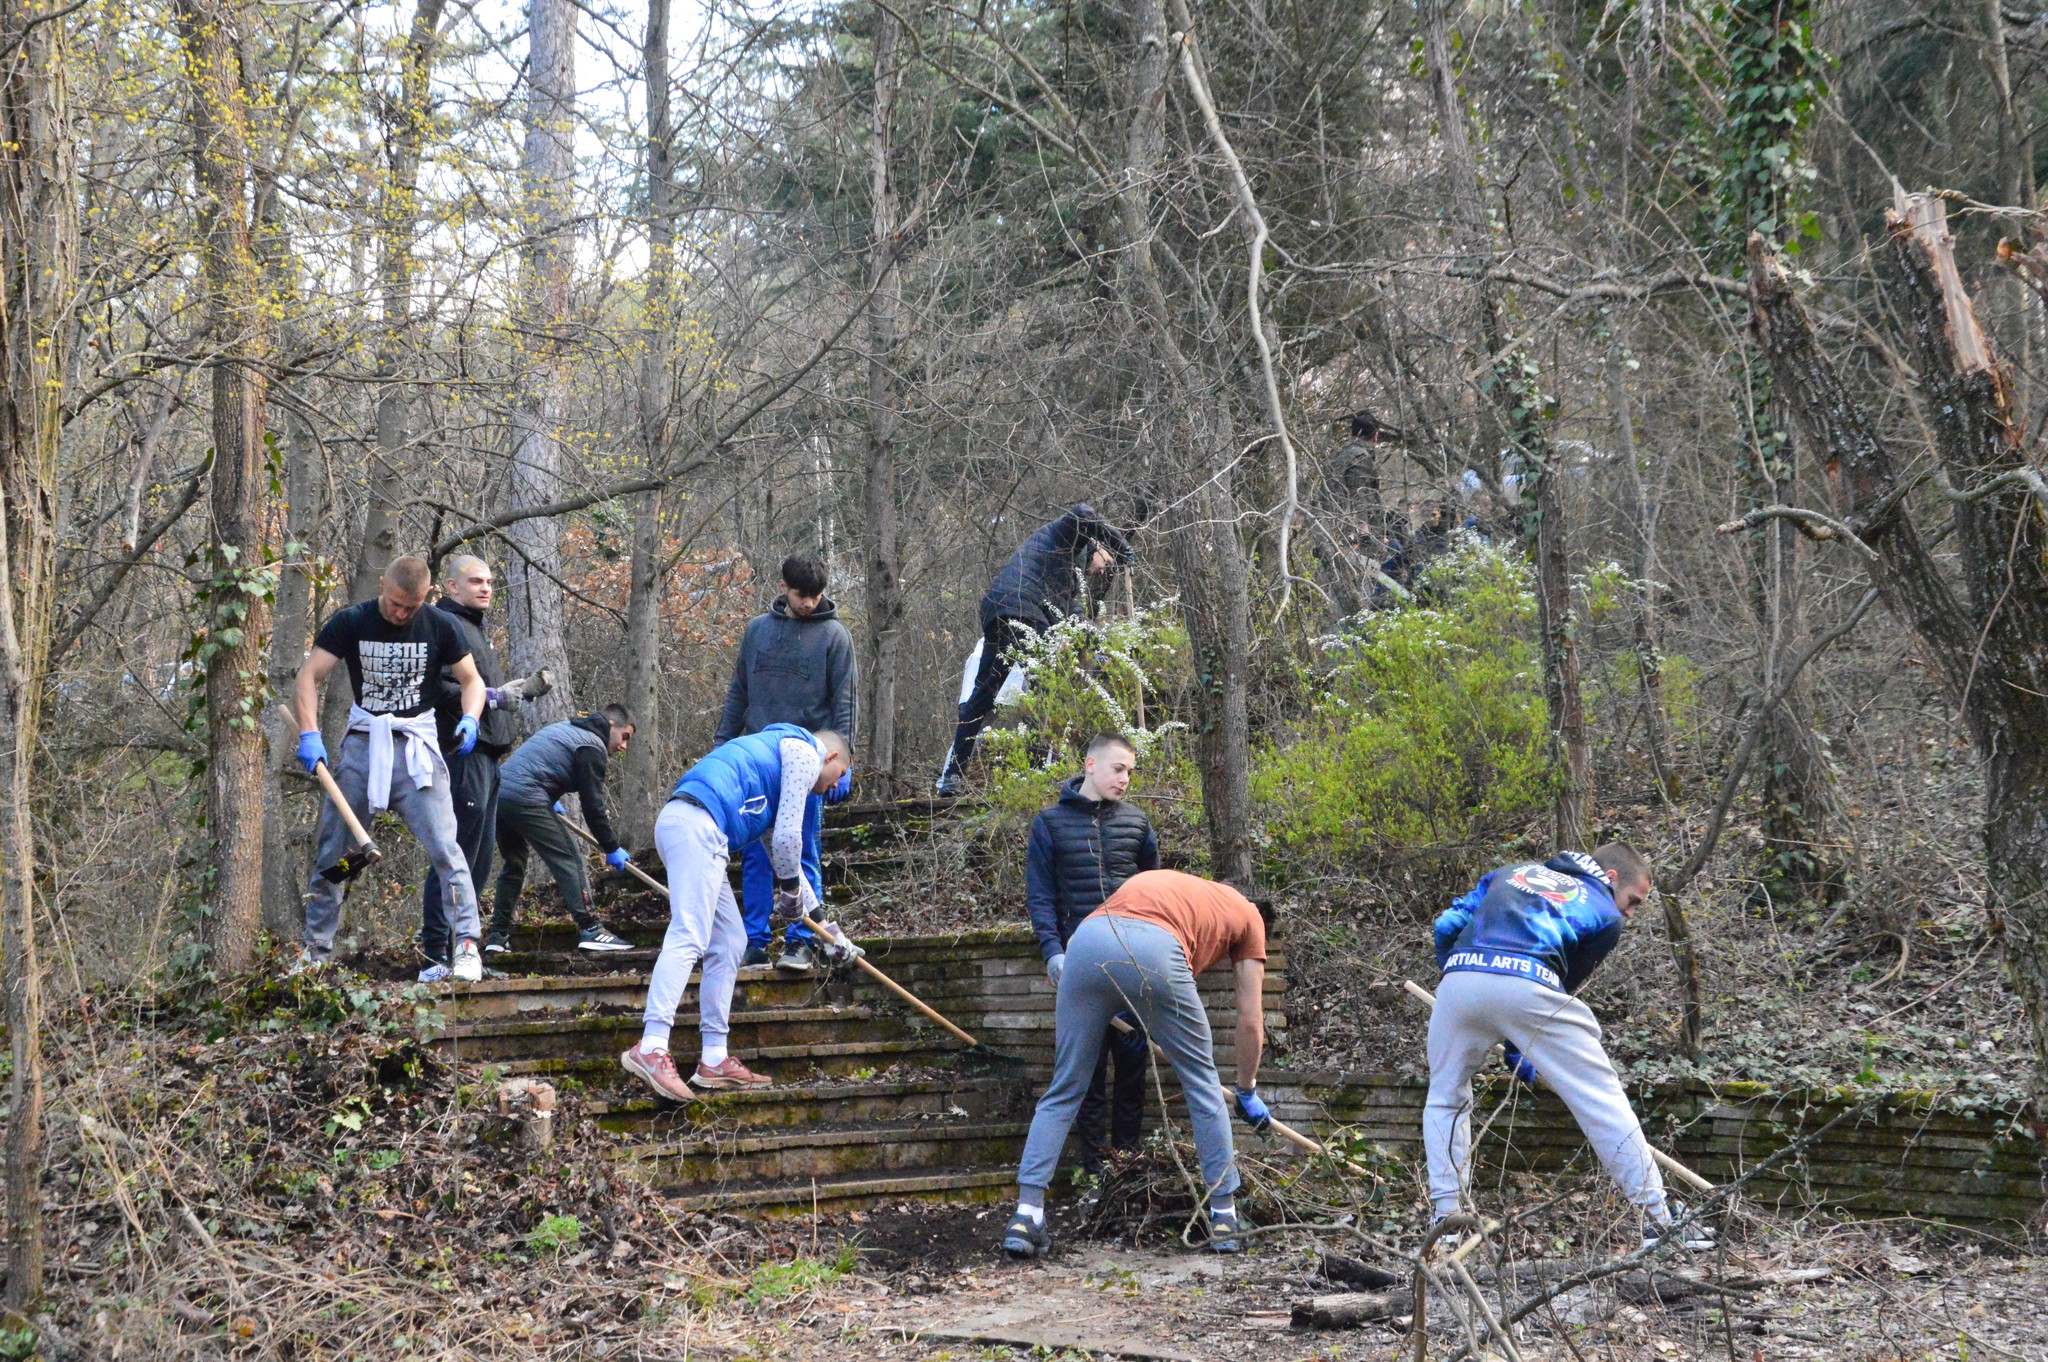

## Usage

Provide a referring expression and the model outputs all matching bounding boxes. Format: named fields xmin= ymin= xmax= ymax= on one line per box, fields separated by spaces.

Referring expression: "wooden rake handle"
xmin=1399 ymin=978 xmax=1715 ymax=1194
xmin=311 ymin=761 xmax=377 ymax=850
xmin=553 ymin=812 xmax=990 ymax=1052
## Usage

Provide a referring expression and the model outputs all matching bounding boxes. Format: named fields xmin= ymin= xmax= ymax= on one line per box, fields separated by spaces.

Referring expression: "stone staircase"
xmin=426 ymin=800 xmax=1289 ymax=1218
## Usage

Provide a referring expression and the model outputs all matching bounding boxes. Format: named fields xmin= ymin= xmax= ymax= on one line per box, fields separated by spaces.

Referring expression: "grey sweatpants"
xmin=1016 ymin=915 xmax=1240 ymax=1201
xmin=1425 ymin=969 xmax=1666 ymax=1219
xmin=304 ymin=731 xmax=480 ymax=954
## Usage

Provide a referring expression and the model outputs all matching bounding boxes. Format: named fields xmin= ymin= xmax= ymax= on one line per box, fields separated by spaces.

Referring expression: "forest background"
xmin=2 ymin=0 xmax=2048 ymax=1329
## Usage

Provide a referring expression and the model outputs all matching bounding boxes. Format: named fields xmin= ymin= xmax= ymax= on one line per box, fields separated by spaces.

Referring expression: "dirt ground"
xmin=675 ymin=1199 xmax=2048 ymax=1362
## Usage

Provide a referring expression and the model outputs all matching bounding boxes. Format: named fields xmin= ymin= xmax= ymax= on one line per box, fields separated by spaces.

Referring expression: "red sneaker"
xmin=620 ymin=1045 xmax=697 ymax=1103
xmin=693 ymin=1056 xmax=773 ymax=1090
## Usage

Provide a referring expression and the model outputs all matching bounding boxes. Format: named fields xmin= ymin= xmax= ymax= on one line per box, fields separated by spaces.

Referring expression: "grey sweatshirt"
xmin=715 ymin=594 xmax=858 ymax=748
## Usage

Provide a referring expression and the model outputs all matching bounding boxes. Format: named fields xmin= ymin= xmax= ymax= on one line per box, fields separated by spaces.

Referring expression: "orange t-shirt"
xmin=1089 ymin=869 xmax=1267 ymax=975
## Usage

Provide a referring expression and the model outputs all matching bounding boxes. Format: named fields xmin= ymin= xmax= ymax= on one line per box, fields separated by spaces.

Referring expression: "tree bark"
xmin=1748 ymin=198 xmax=2048 ymax=1106
xmin=262 ymin=404 xmax=320 ymax=935
xmin=860 ymin=0 xmax=909 ymax=787
xmin=0 ymin=0 xmax=76 ymax=1301
xmin=349 ymin=0 xmax=446 ymax=603
xmin=178 ymin=0 xmax=272 ymax=976
xmin=619 ymin=0 xmax=673 ymax=850
xmin=506 ymin=0 xmax=579 ymax=727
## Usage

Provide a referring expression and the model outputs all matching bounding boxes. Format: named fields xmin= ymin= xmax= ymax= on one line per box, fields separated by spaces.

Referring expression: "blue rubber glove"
xmin=824 ymin=771 xmax=853 ymax=805
xmin=1233 ymin=1087 xmax=1272 ymax=1133
xmin=1501 ymin=1047 xmax=1539 ymax=1085
xmin=605 ymin=847 xmax=631 ymax=871
xmin=296 ymin=730 xmax=327 ymax=776
xmin=553 ymin=801 xmax=567 ymax=816
xmin=454 ymin=714 xmax=479 ymax=755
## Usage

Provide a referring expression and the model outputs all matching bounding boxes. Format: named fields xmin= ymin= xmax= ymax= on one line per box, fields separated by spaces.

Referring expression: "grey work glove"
xmin=497 ymin=667 xmax=555 ymax=704
xmin=1046 ymin=953 xmax=1065 ymax=986
xmin=811 ymin=919 xmax=865 ymax=967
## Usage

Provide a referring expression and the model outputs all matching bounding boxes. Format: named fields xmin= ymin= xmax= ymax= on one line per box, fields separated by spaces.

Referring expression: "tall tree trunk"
xmin=860 ymin=0 xmax=908 ymax=787
xmin=506 ymin=0 xmax=579 ymax=726
xmin=1419 ymin=0 xmax=1591 ymax=846
xmin=262 ymin=404 xmax=320 ymax=935
xmin=619 ymin=0 xmax=673 ymax=849
xmin=178 ymin=0 xmax=271 ymax=975
xmin=1608 ymin=357 xmax=1678 ymax=800
xmin=0 ymin=0 xmax=76 ymax=1302
xmin=350 ymin=0 xmax=447 ymax=602
xmin=1112 ymin=0 xmax=1256 ymax=887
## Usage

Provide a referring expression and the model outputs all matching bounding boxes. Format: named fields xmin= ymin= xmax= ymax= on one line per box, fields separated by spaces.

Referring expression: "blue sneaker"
xmin=1001 ymin=1211 xmax=1050 ymax=1259
xmin=1210 ymin=1207 xmax=1243 ymax=1254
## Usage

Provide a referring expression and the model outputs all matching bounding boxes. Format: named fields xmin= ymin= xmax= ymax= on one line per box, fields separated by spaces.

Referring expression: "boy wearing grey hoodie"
xmin=715 ymin=555 xmax=858 ymax=971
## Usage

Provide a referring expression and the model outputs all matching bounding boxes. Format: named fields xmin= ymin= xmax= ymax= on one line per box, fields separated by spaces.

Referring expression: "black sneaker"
xmin=776 ymin=940 xmax=818 ymax=974
xmin=740 ymin=944 xmax=773 ymax=968
xmin=578 ymin=926 xmax=633 ymax=953
xmin=1643 ymin=1200 xmax=1717 ymax=1253
xmin=1209 ymin=1207 xmax=1244 ymax=1254
xmin=1001 ymin=1212 xmax=1050 ymax=1259
xmin=483 ymin=935 xmax=512 ymax=956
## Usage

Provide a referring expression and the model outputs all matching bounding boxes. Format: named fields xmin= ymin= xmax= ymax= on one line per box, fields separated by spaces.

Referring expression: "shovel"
xmin=555 ymin=813 xmax=1027 ymax=1073
xmin=310 ymin=761 xmax=382 ymax=883
xmin=1400 ymin=979 xmax=1714 ymax=1193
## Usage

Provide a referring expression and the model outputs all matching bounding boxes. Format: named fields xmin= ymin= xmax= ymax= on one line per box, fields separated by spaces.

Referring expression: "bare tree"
xmin=177 ymin=0 xmax=272 ymax=974
xmin=0 ymin=0 xmax=76 ymax=1301
xmin=506 ymin=0 xmax=579 ymax=727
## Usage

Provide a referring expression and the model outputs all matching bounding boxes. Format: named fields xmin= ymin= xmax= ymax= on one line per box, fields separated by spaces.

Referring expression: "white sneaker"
xmin=286 ymin=948 xmax=329 ymax=978
xmin=418 ymin=963 xmax=450 ymax=983
xmin=451 ymin=939 xmax=483 ymax=983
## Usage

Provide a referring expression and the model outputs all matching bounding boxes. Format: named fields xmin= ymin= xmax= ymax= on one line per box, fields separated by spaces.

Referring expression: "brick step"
xmin=441 ymin=1004 xmax=907 ymax=1062
xmin=446 ymin=967 xmax=847 ymax=1018
xmin=627 ymin=1116 xmax=1030 ymax=1187
xmin=664 ymin=1166 xmax=1014 ymax=1217
xmin=590 ymin=1073 xmax=1025 ymax=1135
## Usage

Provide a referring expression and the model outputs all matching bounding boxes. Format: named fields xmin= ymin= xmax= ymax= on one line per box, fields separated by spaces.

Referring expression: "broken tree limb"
xmin=1293 ymin=1289 xmax=1405 ymax=1328
xmin=1396 ymin=980 xmax=1714 ymax=1195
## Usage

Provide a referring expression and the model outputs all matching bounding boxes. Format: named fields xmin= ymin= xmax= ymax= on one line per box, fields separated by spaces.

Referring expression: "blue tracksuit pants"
xmin=739 ymin=792 xmax=822 ymax=949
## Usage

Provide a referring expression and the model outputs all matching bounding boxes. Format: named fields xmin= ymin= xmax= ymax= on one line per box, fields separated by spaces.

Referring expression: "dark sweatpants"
xmin=490 ymin=799 xmax=599 ymax=940
xmin=422 ymin=750 xmax=499 ymax=964
xmin=944 ymin=614 xmax=1041 ymax=779
xmin=1075 ymin=1012 xmax=1149 ymax=1171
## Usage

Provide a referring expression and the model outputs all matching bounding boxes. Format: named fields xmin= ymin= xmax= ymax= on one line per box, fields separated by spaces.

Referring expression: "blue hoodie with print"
xmin=1433 ymin=852 xmax=1621 ymax=995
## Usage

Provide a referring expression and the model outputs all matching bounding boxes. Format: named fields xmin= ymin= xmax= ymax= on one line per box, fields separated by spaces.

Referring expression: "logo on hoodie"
xmin=1506 ymin=864 xmax=1583 ymax=908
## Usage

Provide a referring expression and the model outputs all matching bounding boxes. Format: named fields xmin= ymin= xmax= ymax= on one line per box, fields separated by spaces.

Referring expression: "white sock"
xmin=1014 ymin=1202 xmax=1044 ymax=1223
xmin=641 ymin=1022 xmax=672 ymax=1054
xmin=700 ymin=1039 xmax=728 ymax=1068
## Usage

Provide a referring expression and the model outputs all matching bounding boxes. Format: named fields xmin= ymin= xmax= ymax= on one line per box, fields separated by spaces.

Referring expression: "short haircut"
xmin=600 ymin=703 xmax=634 ymax=731
xmin=781 ymin=554 xmax=828 ymax=597
xmin=385 ymin=554 xmax=431 ymax=596
xmin=1248 ymin=890 xmax=1278 ymax=930
xmin=812 ymin=728 xmax=852 ymax=767
xmin=1087 ymin=731 xmax=1136 ymax=760
xmin=444 ymin=553 xmax=490 ymax=583
xmin=1592 ymin=842 xmax=1650 ymax=890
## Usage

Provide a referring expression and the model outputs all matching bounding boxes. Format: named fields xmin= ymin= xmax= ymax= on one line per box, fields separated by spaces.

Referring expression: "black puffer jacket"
xmin=432 ymin=600 xmax=516 ymax=758
xmin=1024 ymin=777 xmax=1160 ymax=961
xmin=981 ymin=505 xmax=1133 ymax=630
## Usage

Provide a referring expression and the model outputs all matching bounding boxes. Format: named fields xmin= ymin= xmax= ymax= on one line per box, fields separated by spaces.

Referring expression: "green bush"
xmin=1252 ymin=539 xmax=1556 ymax=884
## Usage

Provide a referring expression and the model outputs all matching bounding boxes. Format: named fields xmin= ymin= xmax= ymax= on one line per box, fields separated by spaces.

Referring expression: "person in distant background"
xmin=714 ymin=554 xmax=858 ymax=972
xmin=1026 ymin=732 xmax=1159 ymax=1177
xmin=938 ymin=505 xmax=1131 ymax=795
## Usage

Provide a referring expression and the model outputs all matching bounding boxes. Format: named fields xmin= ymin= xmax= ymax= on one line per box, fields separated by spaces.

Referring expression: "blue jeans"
xmin=739 ymin=793 xmax=822 ymax=949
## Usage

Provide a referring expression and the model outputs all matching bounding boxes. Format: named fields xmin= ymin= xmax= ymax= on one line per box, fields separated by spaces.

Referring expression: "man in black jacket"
xmin=939 ymin=505 xmax=1131 ymax=795
xmin=487 ymin=705 xmax=638 ymax=954
xmin=714 ymin=554 xmax=858 ymax=972
xmin=1025 ymin=732 xmax=1159 ymax=1173
xmin=420 ymin=555 xmax=517 ymax=979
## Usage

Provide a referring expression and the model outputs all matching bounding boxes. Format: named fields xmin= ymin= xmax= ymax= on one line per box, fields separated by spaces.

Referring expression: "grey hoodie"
xmin=715 ymin=594 xmax=858 ymax=747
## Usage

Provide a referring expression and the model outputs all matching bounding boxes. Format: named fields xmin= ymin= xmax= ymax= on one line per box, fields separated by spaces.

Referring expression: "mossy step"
xmin=441 ymin=1004 xmax=908 ymax=1061
xmin=664 ymin=1166 xmax=1013 ymax=1217
xmin=445 ymin=967 xmax=844 ymax=1018
xmin=626 ymin=1117 xmax=1030 ymax=1187
xmin=591 ymin=1073 xmax=1024 ymax=1134
xmin=472 ymin=1037 xmax=969 ymax=1082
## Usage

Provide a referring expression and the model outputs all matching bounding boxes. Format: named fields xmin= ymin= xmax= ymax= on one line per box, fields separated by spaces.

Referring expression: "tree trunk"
xmin=178 ymin=0 xmax=271 ymax=976
xmin=0 ymin=0 xmax=76 ymax=1301
xmin=262 ymin=404 xmax=320 ymax=935
xmin=1608 ymin=358 xmax=1678 ymax=800
xmin=619 ymin=0 xmax=672 ymax=850
xmin=350 ymin=0 xmax=446 ymax=602
xmin=506 ymin=0 xmax=579 ymax=727
xmin=1986 ymin=749 xmax=2048 ymax=1113
xmin=1529 ymin=447 xmax=1590 ymax=849
xmin=860 ymin=0 xmax=908 ymax=786
xmin=1112 ymin=0 xmax=1256 ymax=886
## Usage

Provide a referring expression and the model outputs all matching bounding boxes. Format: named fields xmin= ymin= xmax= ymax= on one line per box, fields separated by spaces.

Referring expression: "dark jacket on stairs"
xmin=1025 ymin=776 xmax=1159 ymax=963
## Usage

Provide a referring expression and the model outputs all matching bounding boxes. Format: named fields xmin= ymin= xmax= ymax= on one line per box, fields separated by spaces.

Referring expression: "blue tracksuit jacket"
xmin=1433 ymin=852 xmax=1621 ymax=994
